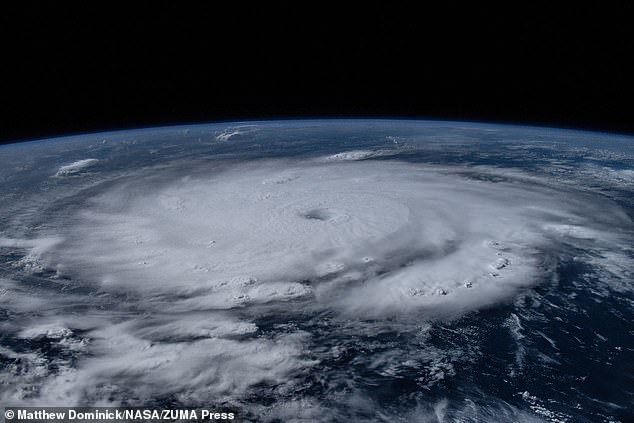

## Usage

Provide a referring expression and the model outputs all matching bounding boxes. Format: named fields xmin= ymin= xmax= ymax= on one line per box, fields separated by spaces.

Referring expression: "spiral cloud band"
xmin=47 ymin=159 xmax=628 ymax=316
xmin=2 ymin=149 xmax=632 ymax=420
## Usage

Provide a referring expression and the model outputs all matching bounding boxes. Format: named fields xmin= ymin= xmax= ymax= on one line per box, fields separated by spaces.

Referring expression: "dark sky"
xmin=2 ymin=3 xmax=633 ymax=144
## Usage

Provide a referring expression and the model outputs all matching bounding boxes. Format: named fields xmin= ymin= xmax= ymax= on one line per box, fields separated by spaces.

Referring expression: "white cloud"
xmin=323 ymin=150 xmax=386 ymax=161
xmin=54 ymin=159 xmax=98 ymax=176
xmin=2 ymin=156 xmax=632 ymax=411
xmin=214 ymin=125 xmax=258 ymax=141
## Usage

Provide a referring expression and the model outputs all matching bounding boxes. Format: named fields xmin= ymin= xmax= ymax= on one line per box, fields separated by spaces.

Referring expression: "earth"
xmin=0 ymin=120 xmax=633 ymax=422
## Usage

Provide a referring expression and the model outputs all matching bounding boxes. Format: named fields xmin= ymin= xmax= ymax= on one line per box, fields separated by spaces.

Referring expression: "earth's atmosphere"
xmin=0 ymin=120 xmax=633 ymax=422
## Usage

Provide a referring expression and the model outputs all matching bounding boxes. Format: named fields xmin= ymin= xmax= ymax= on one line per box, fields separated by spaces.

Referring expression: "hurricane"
xmin=1 ymin=120 xmax=633 ymax=422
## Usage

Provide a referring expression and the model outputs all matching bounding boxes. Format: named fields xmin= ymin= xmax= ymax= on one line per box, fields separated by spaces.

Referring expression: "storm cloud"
xmin=1 ymin=154 xmax=632 ymax=419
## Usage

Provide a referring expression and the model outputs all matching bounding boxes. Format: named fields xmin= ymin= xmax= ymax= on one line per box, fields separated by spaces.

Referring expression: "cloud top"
xmin=2 ymin=154 xmax=632 ymax=416
xmin=54 ymin=159 xmax=99 ymax=176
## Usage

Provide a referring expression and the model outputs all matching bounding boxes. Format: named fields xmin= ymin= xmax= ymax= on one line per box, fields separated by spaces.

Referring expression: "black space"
xmin=1 ymin=3 xmax=633 ymax=144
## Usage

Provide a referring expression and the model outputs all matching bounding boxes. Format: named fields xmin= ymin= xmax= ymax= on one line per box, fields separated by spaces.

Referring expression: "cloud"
xmin=54 ymin=159 xmax=98 ymax=176
xmin=1 ymin=155 xmax=632 ymax=412
xmin=214 ymin=125 xmax=258 ymax=141
xmin=30 ymin=330 xmax=314 ymax=406
xmin=42 ymin=160 xmax=631 ymax=314
xmin=321 ymin=149 xmax=395 ymax=161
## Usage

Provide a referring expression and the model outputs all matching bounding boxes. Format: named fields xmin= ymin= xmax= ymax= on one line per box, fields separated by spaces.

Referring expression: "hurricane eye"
xmin=300 ymin=208 xmax=334 ymax=221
